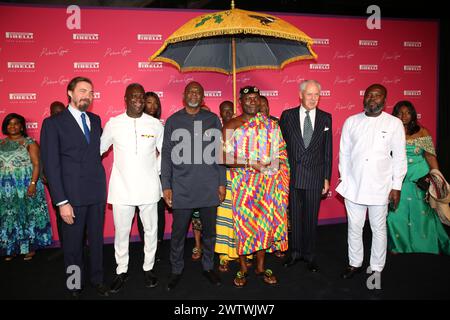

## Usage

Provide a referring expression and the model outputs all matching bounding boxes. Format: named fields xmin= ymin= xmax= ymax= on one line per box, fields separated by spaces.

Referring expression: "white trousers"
xmin=344 ymin=198 xmax=388 ymax=272
xmin=113 ymin=203 xmax=158 ymax=274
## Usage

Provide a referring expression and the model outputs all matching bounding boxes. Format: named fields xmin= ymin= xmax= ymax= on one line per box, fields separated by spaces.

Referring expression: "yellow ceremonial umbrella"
xmin=150 ymin=1 xmax=317 ymax=110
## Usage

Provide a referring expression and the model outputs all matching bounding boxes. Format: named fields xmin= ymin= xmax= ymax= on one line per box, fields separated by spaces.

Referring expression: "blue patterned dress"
xmin=0 ymin=137 xmax=52 ymax=256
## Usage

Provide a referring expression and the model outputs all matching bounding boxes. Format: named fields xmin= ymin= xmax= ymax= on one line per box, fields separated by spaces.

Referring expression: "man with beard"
xmin=336 ymin=84 xmax=407 ymax=281
xmin=40 ymin=77 xmax=109 ymax=298
xmin=161 ymin=81 xmax=226 ymax=291
xmin=101 ymin=83 xmax=164 ymax=292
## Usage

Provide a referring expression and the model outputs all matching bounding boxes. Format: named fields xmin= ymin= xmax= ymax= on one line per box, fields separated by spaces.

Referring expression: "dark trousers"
xmin=289 ymin=188 xmax=322 ymax=262
xmin=170 ymin=206 xmax=217 ymax=274
xmin=53 ymin=205 xmax=64 ymax=246
xmin=62 ymin=203 xmax=105 ymax=287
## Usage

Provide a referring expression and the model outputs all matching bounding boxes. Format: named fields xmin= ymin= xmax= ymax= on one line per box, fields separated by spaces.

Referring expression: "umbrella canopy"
xmin=150 ymin=5 xmax=317 ymax=108
xmin=150 ymin=8 xmax=317 ymax=74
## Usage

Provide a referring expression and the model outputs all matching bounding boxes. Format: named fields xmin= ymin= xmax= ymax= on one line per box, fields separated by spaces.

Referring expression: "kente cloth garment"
xmin=387 ymin=136 xmax=450 ymax=254
xmin=0 ymin=138 xmax=52 ymax=256
xmin=226 ymin=113 xmax=290 ymax=255
xmin=214 ymin=169 xmax=239 ymax=259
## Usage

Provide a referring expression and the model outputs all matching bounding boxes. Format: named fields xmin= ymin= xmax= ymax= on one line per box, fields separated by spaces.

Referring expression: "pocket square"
xmin=324 ymin=127 xmax=330 ymax=131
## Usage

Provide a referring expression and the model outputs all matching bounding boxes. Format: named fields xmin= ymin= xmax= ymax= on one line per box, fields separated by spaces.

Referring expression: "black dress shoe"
xmin=167 ymin=273 xmax=181 ymax=291
xmin=110 ymin=273 xmax=128 ymax=293
xmin=341 ymin=266 xmax=363 ymax=279
xmin=307 ymin=261 xmax=319 ymax=273
xmin=283 ymin=256 xmax=301 ymax=268
xmin=95 ymin=283 xmax=110 ymax=297
xmin=202 ymin=270 xmax=222 ymax=286
xmin=144 ymin=270 xmax=158 ymax=288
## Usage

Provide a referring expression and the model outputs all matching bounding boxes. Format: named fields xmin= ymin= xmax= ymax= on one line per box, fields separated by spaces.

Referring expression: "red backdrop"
xmin=0 ymin=5 xmax=439 ymax=241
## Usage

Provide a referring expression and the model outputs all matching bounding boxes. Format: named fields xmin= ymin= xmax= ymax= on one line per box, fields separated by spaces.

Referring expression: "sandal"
xmin=218 ymin=259 xmax=230 ymax=272
xmin=191 ymin=247 xmax=202 ymax=261
xmin=24 ymin=251 xmax=35 ymax=261
xmin=5 ymin=255 xmax=16 ymax=262
xmin=233 ymin=271 xmax=248 ymax=288
xmin=255 ymin=269 xmax=277 ymax=285
xmin=274 ymin=251 xmax=286 ymax=258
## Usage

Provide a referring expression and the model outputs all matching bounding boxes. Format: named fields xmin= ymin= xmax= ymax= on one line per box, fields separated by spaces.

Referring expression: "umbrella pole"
xmin=232 ymin=36 xmax=237 ymax=114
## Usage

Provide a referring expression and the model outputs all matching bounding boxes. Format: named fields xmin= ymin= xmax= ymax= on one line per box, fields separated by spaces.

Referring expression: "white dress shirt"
xmin=101 ymin=112 xmax=164 ymax=205
xmin=299 ymin=105 xmax=316 ymax=135
xmin=68 ymin=104 xmax=90 ymax=131
xmin=336 ymin=111 xmax=407 ymax=205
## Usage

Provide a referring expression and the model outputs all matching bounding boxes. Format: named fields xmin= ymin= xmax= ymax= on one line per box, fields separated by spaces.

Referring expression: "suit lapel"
xmin=290 ymin=106 xmax=305 ymax=149
xmin=62 ymin=108 xmax=89 ymax=146
xmin=308 ymin=109 xmax=325 ymax=148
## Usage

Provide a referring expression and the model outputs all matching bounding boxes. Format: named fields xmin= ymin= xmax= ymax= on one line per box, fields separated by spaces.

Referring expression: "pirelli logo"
xmin=314 ymin=38 xmax=330 ymax=45
xmin=359 ymin=40 xmax=378 ymax=47
xmin=360 ymin=90 xmax=366 ymax=96
xmin=155 ymin=91 xmax=164 ymax=98
xmin=310 ymin=64 xmax=330 ymax=70
xmin=404 ymin=90 xmax=421 ymax=96
xmin=403 ymin=41 xmax=422 ymax=48
xmin=73 ymin=33 xmax=99 ymax=40
xmin=93 ymin=92 xmax=101 ymax=99
xmin=260 ymin=90 xmax=279 ymax=97
xmin=204 ymin=91 xmax=222 ymax=97
xmin=5 ymin=32 xmax=33 ymax=39
xmin=359 ymin=64 xmax=378 ymax=71
xmin=26 ymin=122 xmax=38 ymax=129
xmin=137 ymin=34 xmax=162 ymax=41
xmin=9 ymin=93 xmax=37 ymax=100
xmin=138 ymin=62 xmax=163 ymax=69
xmin=403 ymin=65 xmax=422 ymax=71
xmin=320 ymin=90 xmax=331 ymax=97
xmin=74 ymin=62 xmax=100 ymax=69
xmin=7 ymin=62 xmax=35 ymax=69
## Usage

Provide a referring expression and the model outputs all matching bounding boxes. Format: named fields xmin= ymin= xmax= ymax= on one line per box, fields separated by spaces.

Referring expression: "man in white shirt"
xmin=336 ymin=84 xmax=407 ymax=280
xmin=100 ymin=83 xmax=164 ymax=292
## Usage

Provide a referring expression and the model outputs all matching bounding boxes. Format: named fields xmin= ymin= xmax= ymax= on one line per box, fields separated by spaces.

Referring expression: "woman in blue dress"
xmin=0 ymin=113 xmax=52 ymax=261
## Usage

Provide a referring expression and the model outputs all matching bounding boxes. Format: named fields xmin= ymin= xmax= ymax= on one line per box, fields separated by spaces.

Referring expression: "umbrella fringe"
xmin=151 ymin=54 xmax=317 ymax=75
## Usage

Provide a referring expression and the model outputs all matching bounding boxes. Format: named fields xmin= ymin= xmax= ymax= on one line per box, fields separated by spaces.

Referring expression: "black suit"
xmin=279 ymin=106 xmax=332 ymax=262
xmin=40 ymin=108 xmax=106 ymax=287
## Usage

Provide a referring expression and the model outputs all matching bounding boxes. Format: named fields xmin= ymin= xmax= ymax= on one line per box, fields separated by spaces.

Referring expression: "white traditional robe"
xmin=101 ymin=112 xmax=164 ymax=205
xmin=336 ymin=111 xmax=407 ymax=205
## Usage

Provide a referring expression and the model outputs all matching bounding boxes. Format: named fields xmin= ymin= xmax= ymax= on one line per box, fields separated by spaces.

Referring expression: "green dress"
xmin=387 ymin=136 xmax=450 ymax=254
xmin=0 ymin=137 xmax=52 ymax=256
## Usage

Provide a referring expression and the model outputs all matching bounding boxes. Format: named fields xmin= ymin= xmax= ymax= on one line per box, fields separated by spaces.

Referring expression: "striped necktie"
xmin=303 ymin=110 xmax=313 ymax=147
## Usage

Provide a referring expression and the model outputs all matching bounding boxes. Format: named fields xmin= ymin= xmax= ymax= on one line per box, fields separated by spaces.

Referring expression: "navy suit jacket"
xmin=279 ymin=106 xmax=332 ymax=190
xmin=40 ymin=108 xmax=106 ymax=206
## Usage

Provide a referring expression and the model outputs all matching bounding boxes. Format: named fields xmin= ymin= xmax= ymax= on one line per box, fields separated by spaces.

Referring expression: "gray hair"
xmin=299 ymin=80 xmax=321 ymax=93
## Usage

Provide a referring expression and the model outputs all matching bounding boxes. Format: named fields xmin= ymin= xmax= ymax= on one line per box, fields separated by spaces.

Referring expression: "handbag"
xmin=415 ymin=174 xmax=431 ymax=191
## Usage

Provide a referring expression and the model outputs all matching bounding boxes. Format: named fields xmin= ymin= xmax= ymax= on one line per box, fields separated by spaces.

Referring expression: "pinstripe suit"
xmin=279 ymin=106 xmax=332 ymax=262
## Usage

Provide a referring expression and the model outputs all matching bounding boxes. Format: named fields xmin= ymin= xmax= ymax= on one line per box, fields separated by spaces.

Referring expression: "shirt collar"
xmin=68 ymin=104 xmax=86 ymax=117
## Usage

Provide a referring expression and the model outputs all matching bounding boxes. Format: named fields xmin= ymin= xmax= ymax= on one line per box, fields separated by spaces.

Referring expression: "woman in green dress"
xmin=387 ymin=101 xmax=450 ymax=254
xmin=0 ymin=113 xmax=52 ymax=261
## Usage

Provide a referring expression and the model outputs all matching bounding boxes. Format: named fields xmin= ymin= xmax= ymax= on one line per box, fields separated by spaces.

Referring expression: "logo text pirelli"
xmin=26 ymin=122 xmax=38 ymax=129
xmin=359 ymin=64 xmax=378 ymax=71
xmin=260 ymin=90 xmax=279 ymax=97
xmin=73 ymin=33 xmax=99 ymax=40
xmin=359 ymin=40 xmax=378 ymax=46
xmin=138 ymin=62 xmax=163 ymax=69
xmin=403 ymin=41 xmax=422 ymax=48
xmin=204 ymin=91 xmax=222 ymax=97
xmin=403 ymin=65 xmax=422 ymax=71
xmin=7 ymin=62 xmax=35 ymax=69
xmin=5 ymin=32 xmax=34 ymax=39
xmin=155 ymin=92 xmax=164 ymax=98
xmin=93 ymin=92 xmax=101 ymax=99
xmin=9 ymin=93 xmax=37 ymax=100
xmin=74 ymin=62 xmax=100 ymax=69
xmin=310 ymin=64 xmax=330 ymax=70
xmin=321 ymin=90 xmax=331 ymax=97
xmin=137 ymin=34 xmax=162 ymax=41
xmin=314 ymin=38 xmax=330 ymax=45
xmin=404 ymin=90 xmax=421 ymax=96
